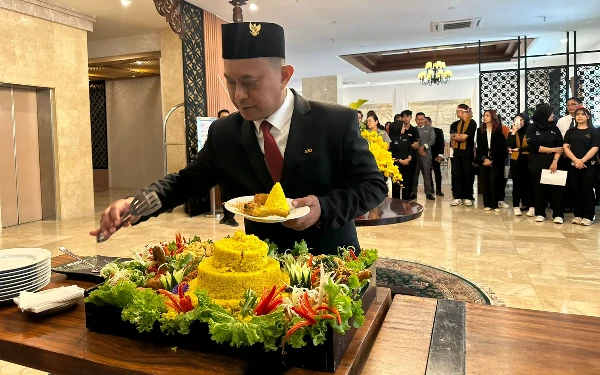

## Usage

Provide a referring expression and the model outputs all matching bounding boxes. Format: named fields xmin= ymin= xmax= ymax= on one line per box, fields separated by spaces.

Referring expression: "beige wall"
xmin=159 ymin=27 xmax=187 ymax=174
xmin=301 ymin=76 xmax=343 ymax=104
xmin=0 ymin=8 xmax=94 ymax=221
xmin=105 ymin=76 xmax=164 ymax=189
xmin=88 ymin=33 xmax=161 ymax=59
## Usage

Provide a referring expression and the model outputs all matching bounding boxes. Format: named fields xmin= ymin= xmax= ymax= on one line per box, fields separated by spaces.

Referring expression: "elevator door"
xmin=0 ymin=87 xmax=43 ymax=228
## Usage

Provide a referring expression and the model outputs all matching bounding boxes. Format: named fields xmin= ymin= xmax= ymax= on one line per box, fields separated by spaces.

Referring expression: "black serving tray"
xmin=52 ymin=256 xmax=130 ymax=282
xmin=84 ymin=266 xmax=376 ymax=373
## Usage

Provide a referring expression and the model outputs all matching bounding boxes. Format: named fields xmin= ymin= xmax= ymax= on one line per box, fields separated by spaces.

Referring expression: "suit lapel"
xmin=241 ymin=119 xmax=272 ymax=192
xmin=281 ymin=91 xmax=311 ymax=192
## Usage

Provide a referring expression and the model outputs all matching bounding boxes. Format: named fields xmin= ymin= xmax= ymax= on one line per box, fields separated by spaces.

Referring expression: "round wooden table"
xmin=354 ymin=198 xmax=423 ymax=226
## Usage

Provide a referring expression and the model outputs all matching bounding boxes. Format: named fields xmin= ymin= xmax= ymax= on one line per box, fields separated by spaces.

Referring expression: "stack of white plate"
xmin=0 ymin=248 xmax=51 ymax=303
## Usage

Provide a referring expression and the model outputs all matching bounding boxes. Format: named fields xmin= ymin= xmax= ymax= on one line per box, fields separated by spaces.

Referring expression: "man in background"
xmin=216 ymin=109 xmax=239 ymax=227
xmin=412 ymin=112 xmax=436 ymax=201
xmin=427 ymin=116 xmax=445 ymax=197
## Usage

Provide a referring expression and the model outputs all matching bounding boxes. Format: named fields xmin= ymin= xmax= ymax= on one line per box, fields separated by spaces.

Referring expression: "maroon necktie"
xmin=260 ymin=120 xmax=284 ymax=183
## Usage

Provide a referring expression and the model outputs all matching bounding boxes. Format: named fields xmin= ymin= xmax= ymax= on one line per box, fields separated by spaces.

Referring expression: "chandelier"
xmin=418 ymin=61 xmax=452 ymax=85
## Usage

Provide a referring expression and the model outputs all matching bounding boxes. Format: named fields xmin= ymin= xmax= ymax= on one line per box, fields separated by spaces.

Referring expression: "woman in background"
xmin=563 ymin=105 xmax=600 ymax=226
xmin=366 ymin=113 xmax=391 ymax=150
xmin=527 ymin=105 xmax=565 ymax=223
xmin=476 ymin=110 xmax=507 ymax=212
xmin=508 ymin=113 xmax=535 ymax=217
xmin=385 ymin=121 xmax=392 ymax=135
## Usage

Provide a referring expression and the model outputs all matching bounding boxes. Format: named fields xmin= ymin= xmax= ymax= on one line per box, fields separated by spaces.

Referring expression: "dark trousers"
xmin=510 ymin=156 xmax=534 ymax=208
xmin=596 ymin=168 xmax=600 ymax=202
xmin=430 ymin=159 xmax=443 ymax=193
xmin=451 ymin=157 xmax=474 ymax=200
xmin=219 ymin=183 xmax=235 ymax=219
xmin=479 ymin=165 xmax=504 ymax=209
xmin=570 ymin=166 xmax=597 ymax=220
xmin=529 ymin=153 xmax=564 ymax=218
xmin=561 ymin=158 xmax=574 ymax=210
xmin=396 ymin=162 xmax=416 ymax=200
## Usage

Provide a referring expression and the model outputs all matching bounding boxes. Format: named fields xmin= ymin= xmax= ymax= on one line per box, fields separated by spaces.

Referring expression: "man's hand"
xmin=483 ymin=159 xmax=492 ymax=167
xmin=418 ymin=146 xmax=426 ymax=157
xmin=89 ymin=197 xmax=139 ymax=240
xmin=435 ymin=156 xmax=443 ymax=162
xmin=283 ymin=195 xmax=322 ymax=231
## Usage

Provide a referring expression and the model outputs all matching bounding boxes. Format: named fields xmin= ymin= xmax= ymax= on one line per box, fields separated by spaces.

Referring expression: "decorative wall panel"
xmin=576 ymin=64 xmax=600 ymax=126
xmin=89 ymin=81 xmax=108 ymax=169
xmin=409 ymin=99 xmax=471 ymax=139
xmin=479 ymin=70 xmax=519 ymax=122
xmin=182 ymin=1 xmax=210 ymax=216
xmin=526 ymin=67 xmax=568 ymax=116
xmin=182 ymin=1 xmax=208 ymax=163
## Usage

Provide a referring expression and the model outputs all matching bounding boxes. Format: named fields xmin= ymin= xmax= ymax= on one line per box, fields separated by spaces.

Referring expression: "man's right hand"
xmin=435 ymin=156 xmax=443 ymax=162
xmin=89 ymin=197 xmax=138 ymax=240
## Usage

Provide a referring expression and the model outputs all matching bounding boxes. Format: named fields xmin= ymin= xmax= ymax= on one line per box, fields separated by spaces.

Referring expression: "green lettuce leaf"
xmin=351 ymin=300 xmax=365 ymax=328
xmin=84 ymin=281 xmax=137 ymax=308
xmin=209 ymin=309 xmax=286 ymax=351
xmin=122 ymin=288 xmax=167 ymax=333
xmin=290 ymin=240 xmax=309 ymax=257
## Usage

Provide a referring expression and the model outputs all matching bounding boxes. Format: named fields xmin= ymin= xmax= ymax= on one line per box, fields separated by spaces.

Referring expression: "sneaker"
xmin=553 ymin=217 xmax=563 ymax=224
xmin=494 ymin=208 xmax=501 ymax=213
xmin=514 ymin=207 xmax=523 ymax=216
xmin=572 ymin=217 xmax=582 ymax=225
xmin=535 ymin=216 xmax=545 ymax=222
xmin=527 ymin=207 xmax=536 ymax=217
xmin=582 ymin=219 xmax=593 ymax=226
xmin=498 ymin=201 xmax=510 ymax=209
xmin=484 ymin=207 xmax=492 ymax=211
xmin=451 ymin=199 xmax=462 ymax=206
xmin=464 ymin=199 xmax=474 ymax=207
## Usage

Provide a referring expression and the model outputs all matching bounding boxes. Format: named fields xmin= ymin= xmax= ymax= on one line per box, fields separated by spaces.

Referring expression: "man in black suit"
xmin=90 ymin=22 xmax=387 ymax=255
xmin=427 ymin=117 xmax=445 ymax=196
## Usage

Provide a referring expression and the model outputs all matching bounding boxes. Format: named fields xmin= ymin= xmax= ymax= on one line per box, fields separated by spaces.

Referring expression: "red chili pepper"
xmin=291 ymin=306 xmax=317 ymax=325
xmin=319 ymin=314 xmax=337 ymax=321
xmin=158 ymin=290 xmax=184 ymax=313
xmin=307 ymin=254 xmax=313 ymax=267
xmin=177 ymin=283 xmax=186 ymax=299
xmin=316 ymin=306 xmax=341 ymax=325
xmin=311 ymin=271 xmax=318 ymax=284
xmin=302 ymin=293 xmax=316 ymax=315
xmin=253 ymin=286 xmax=276 ymax=315
xmin=266 ymin=297 xmax=284 ymax=312
xmin=349 ymin=249 xmax=358 ymax=261
xmin=285 ymin=320 xmax=312 ymax=339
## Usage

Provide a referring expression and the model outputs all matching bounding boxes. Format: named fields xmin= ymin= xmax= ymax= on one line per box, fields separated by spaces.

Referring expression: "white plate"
xmin=0 ymin=248 xmax=51 ymax=273
xmin=0 ymin=260 xmax=50 ymax=280
xmin=0 ymin=271 xmax=51 ymax=296
xmin=0 ymin=265 xmax=51 ymax=289
xmin=224 ymin=196 xmax=310 ymax=223
xmin=0 ymin=275 xmax=50 ymax=301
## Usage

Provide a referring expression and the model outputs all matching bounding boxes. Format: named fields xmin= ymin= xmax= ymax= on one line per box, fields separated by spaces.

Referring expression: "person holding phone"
xmin=563 ymin=105 xmax=600 ymax=226
xmin=507 ymin=113 xmax=535 ymax=217
xmin=526 ymin=105 xmax=565 ymax=223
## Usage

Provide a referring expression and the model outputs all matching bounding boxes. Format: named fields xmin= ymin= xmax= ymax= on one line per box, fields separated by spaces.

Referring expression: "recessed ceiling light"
xmin=586 ymin=21 xmax=593 ymax=24
xmin=132 ymin=75 xmax=136 ymax=77
xmin=249 ymin=3 xmax=258 ymax=11
xmin=121 ymin=0 xmax=132 ymax=6
xmin=546 ymin=53 xmax=552 ymax=56
xmin=324 ymin=88 xmax=328 ymax=91
xmin=366 ymin=82 xmax=371 ymax=85
xmin=560 ymin=39 xmax=568 ymax=44
xmin=136 ymin=61 xmax=143 ymax=65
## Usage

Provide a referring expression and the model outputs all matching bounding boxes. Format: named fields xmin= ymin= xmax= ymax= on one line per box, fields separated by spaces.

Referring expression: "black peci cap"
xmin=222 ymin=22 xmax=285 ymax=60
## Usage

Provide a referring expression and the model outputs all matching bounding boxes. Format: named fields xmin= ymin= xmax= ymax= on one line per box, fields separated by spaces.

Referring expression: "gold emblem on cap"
xmin=249 ymin=23 xmax=261 ymax=37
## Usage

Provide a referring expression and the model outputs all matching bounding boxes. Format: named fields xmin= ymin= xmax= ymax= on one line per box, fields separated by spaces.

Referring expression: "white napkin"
xmin=14 ymin=285 xmax=85 ymax=313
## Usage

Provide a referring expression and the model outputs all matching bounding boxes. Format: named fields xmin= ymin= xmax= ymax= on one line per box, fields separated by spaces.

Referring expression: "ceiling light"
xmin=249 ymin=3 xmax=258 ymax=11
xmin=324 ymin=88 xmax=328 ymax=91
xmin=121 ymin=0 xmax=132 ymax=6
xmin=366 ymin=82 xmax=371 ymax=85
xmin=135 ymin=61 xmax=143 ymax=65
xmin=381 ymin=51 xmax=408 ymax=56
xmin=560 ymin=39 xmax=568 ymax=44
xmin=132 ymin=75 xmax=136 ymax=77
xmin=546 ymin=53 xmax=552 ymax=56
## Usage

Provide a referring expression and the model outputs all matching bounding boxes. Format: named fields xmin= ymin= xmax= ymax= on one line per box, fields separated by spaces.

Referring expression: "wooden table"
xmin=0 ymin=255 xmax=392 ymax=375
xmin=354 ymin=198 xmax=423 ymax=226
xmin=362 ymin=295 xmax=600 ymax=375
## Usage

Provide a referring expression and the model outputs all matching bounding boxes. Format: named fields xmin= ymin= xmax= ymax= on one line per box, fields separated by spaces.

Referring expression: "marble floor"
xmin=1 ymin=179 xmax=600 ymax=374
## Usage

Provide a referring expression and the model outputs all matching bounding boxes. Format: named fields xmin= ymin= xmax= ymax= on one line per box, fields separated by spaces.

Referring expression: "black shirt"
xmin=564 ymin=126 xmax=600 ymax=159
xmin=449 ymin=119 xmax=477 ymax=158
xmin=389 ymin=134 xmax=412 ymax=160
xmin=526 ymin=124 xmax=563 ymax=153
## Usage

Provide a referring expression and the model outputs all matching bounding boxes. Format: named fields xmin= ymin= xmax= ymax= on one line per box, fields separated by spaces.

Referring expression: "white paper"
xmin=196 ymin=117 xmax=216 ymax=151
xmin=15 ymin=285 xmax=84 ymax=311
xmin=540 ymin=169 xmax=568 ymax=186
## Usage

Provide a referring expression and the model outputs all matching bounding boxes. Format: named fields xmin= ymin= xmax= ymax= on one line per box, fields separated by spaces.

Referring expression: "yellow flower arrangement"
xmin=349 ymin=98 xmax=402 ymax=184
xmin=360 ymin=129 xmax=402 ymax=184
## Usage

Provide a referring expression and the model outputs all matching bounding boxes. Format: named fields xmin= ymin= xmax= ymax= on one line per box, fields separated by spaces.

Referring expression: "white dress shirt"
xmin=557 ymin=114 xmax=574 ymax=138
xmin=253 ymin=87 xmax=294 ymax=157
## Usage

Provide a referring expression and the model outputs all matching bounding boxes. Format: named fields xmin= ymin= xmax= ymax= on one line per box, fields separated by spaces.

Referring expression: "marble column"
xmin=301 ymin=76 xmax=343 ymax=104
